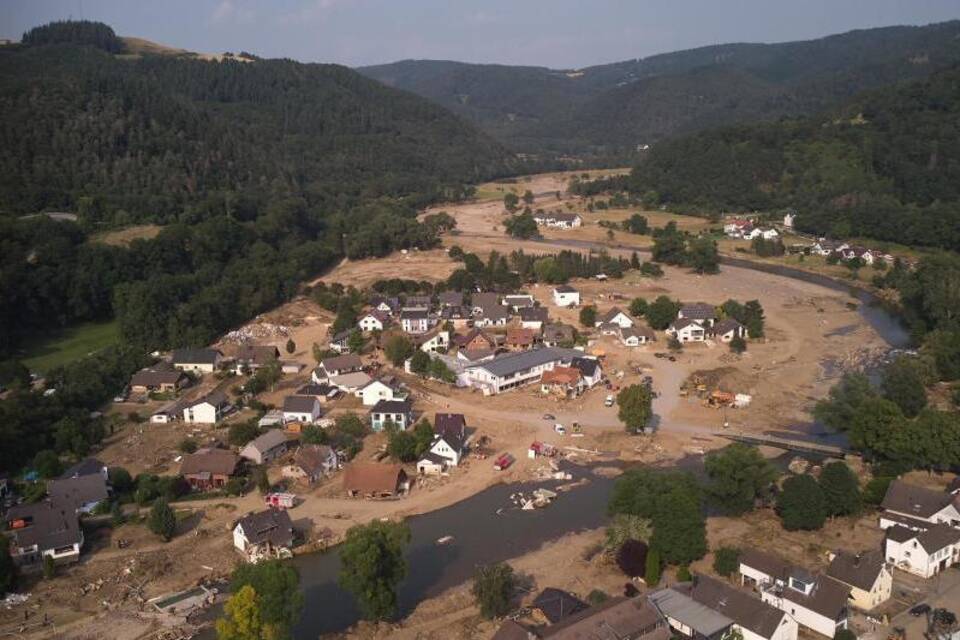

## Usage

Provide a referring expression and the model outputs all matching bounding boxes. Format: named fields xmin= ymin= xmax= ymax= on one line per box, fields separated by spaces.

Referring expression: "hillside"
xmin=626 ymin=66 xmax=960 ymax=252
xmin=359 ymin=21 xmax=960 ymax=158
xmin=0 ymin=23 xmax=515 ymax=223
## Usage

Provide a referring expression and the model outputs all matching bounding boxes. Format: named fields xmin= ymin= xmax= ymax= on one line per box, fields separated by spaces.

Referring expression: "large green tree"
xmin=819 ymin=461 xmax=862 ymax=517
xmin=881 ymin=357 xmax=928 ymax=418
xmin=645 ymin=296 xmax=681 ymax=330
xmin=472 ymin=563 xmax=516 ymax=619
xmin=339 ymin=521 xmax=411 ymax=621
xmin=230 ymin=561 xmax=303 ymax=639
xmin=216 ymin=585 xmax=269 ymax=640
xmin=704 ymin=444 xmax=778 ymax=515
xmin=617 ymin=384 xmax=654 ymax=433
xmin=777 ymin=475 xmax=827 ymax=531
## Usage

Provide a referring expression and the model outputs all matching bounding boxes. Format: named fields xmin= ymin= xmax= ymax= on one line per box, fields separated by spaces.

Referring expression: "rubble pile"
xmin=221 ymin=322 xmax=290 ymax=344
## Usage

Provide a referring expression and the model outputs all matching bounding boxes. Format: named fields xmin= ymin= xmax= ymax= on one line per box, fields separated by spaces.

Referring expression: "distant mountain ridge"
xmin=359 ymin=21 xmax=960 ymax=158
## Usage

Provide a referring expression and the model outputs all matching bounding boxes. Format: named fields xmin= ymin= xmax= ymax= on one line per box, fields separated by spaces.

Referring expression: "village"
xmin=1 ymin=171 xmax=957 ymax=640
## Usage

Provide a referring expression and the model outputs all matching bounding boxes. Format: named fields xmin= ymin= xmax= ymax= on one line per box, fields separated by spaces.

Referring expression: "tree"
xmin=504 ymin=212 xmax=538 ymax=239
xmin=285 ymin=338 xmax=296 ymax=355
xmin=667 ymin=336 xmax=683 ymax=353
xmin=624 ymin=213 xmax=649 ymax=234
xmin=881 ymin=357 xmax=928 ymax=418
xmin=616 ymin=540 xmax=649 ymax=577
xmin=743 ymin=300 xmax=765 ymax=338
xmin=0 ymin=536 xmax=15 ymax=596
xmin=216 ymin=585 xmax=269 ymax=640
xmin=651 ymin=222 xmax=687 ymax=265
xmin=522 ymin=190 xmax=534 ymax=205
xmin=504 ymin=192 xmax=519 ymax=212
xmin=472 ymin=562 xmax=516 ymax=619
xmin=579 ymin=305 xmax=597 ymax=327
xmin=777 ymin=475 xmax=827 ymax=531
xmin=644 ymin=548 xmax=662 ymax=586
xmin=630 ymin=251 xmax=641 ymax=270
xmin=409 ymin=350 xmax=431 ymax=376
xmin=646 ymin=296 xmax=680 ymax=330
xmin=729 ymin=335 xmax=747 ymax=353
xmin=178 ymin=438 xmax=198 ymax=454
xmin=617 ymin=384 xmax=653 ymax=433
xmin=835 ymin=629 xmax=857 ymax=640
xmin=713 ymin=547 xmax=740 ymax=577
xmin=108 ymin=467 xmax=134 ymax=493
xmin=33 ymin=449 xmax=62 ymax=478
xmin=385 ymin=335 xmax=414 ymax=367
xmin=819 ymin=462 xmax=862 ymax=517
xmin=230 ymin=561 xmax=303 ymax=639
xmin=387 ymin=429 xmax=417 ymax=462
xmin=688 ymin=237 xmax=720 ymax=274
xmin=676 ymin=565 xmax=692 ymax=581
xmin=704 ymin=444 xmax=778 ymax=515
xmin=339 ymin=521 xmax=411 ymax=621
xmin=148 ymin=498 xmax=176 ymax=541
xmin=629 ymin=297 xmax=648 ymax=318
xmin=253 ymin=467 xmax=271 ymax=495
xmin=229 ymin=421 xmax=261 ymax=447
xmin=587 ymin=589 xmax=609 ymax=605
xmin=347 ymin=330 xmax=366 ymax=354
xmin=863 ymin=476 xmax=893 ymax=506
xmin=813 ymin=373 xmax=877 ymax=432
xmin=312 ymin=342 xmax=324 ymax=364
xmin=412 ymin=419 xmax=434 ymax=456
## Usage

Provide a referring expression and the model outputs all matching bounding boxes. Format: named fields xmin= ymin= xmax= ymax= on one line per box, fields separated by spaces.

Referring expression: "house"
xmin=884 ymin=524 xmax=960 ymax=578
xmin=343 ymin=463 xmax=409 ymax=498
xmin=150 ymin=402 xmax=179 ymax=424
xmin=519 ymin=307 xmax=549 ymax=330
xmin=282 ymin=444 xmax=339 ymax=483
xmin=130 ymin=366 xmax=187 ymax=394
xmin=315 ymin=354 xmax=363 ymax=381
xmin=358 ymin=377 xmax=407 ymax=407
xmin=233 ymin=345 xmax=280 ymax=372
xmin=540 ymin=366 xmax=582 ymax=397
xmin=668 ymin=318 xmax=706 ymax=343
xmin=233 ymin=509 xmax=295 ymax=562
xmin=826 ymin=550 xmax=892 ymax=610
xmin=709 ymin=318 xmax=747 ymax=343
xmin=552 ymin=285 xmax=580 ymax=307
xmin=533 ymin=212 xmax=583 ymax=229
xmin=370 ymin=399 xmax=414 ymax=431
xmin=171 ymin=348 xmax=222 ymax=374
xmin=329 ymin=371 xmax=373 ymax=394
xmin=678 ymin=303 xmax=716 ymax=326
xmin=724 ymin=219 xmax=754 ymax=238
xmin=506 ymin=327 xmax=538 ymax=351
xmin=4 ymin=500 xmax=84 ymax=570
xmin=531 ymin=588 xmax=589 ymax=624
xmin=417 ymin=428 xmax=466 ymax=474
xmin=879 ymin=480 xmax=960 ymax=530
xmin=180 ymin=448 xmax=239 ymax=491
xmin=295 ymin=383 xmax=340 ymax=403
xmin=328 ymin=330 xmax=352 ymax=353
xmin=465 ymin=347 xmax=589 ymax=395
xmin=239 ymin=431 xmax=290 ymax=465
xmin=596 ymin=307 xmax=634 ymax=330
xmin=475 ymin=305 xmax=510 ymax=327
xmin=542 ymin=323 xmax=575 ymax=347
xmin=739 ymin=549 xmax=850 ymax=638
xmin=503 ymin=294 xmax=535 ymax=310
xmin=571 ymin=356 xmax=602 ymax=388
xmin=370 ymin=295 xmax=399 ymax=315
xmin=839 ymin=246 xmax=876 ymax=265
xmin=400 ymin=309 xmax=431 ymax=334
xmin=745 ymin=227 xmax=780 ymax=241
xmin=812 ymin=240 xmax=848 ymax=257
xmin=183 ymin=390 xmax=229 ymax=424
xmin=46 ymin=475 xmax=109 ymax=514
xmin=652 ymin=575 xmax=798 ymax=640
xmin=532 ymin=596 xmax=670 ymax=640
xmin=454 ymin=328 xmax=499 ymax=352
xmin=621 ymin=325 xmax=656 ymax=346
xmin=437 ymin=291 xmax=464 ymax=308
xmin=358 ymin=310 xmax=391 ymax=332
xmin=416 ymin=329 xmax=450 ymax=353
xmin=440 ymin=305 xmax=472 ymax=329
xmin=281 ymin=395 xmax=321 ymax=424
xmin=60 ymin=457 xmax=108 ymax=481
xmin=471 ymin=292 xmax=501 ymax=315
xmin=783 ymin=212 xmax=796 ymax=228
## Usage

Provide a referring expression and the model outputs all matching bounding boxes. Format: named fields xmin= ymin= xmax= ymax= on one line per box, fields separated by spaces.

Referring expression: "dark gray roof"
xmin=371 ymin=399 xmax=413 ymax=414
xmin=470 ymin=347 xmax=583 ymax=378
xmin=599 ymin=307 xmax=629 ymax=324
xmin=437 ymin=291 xmax=464 ymax=306
xmin=545 ymin=596 xmax=669 ymax=640
xmin=47 ymin=474 xmax=109 ymax=510
xmin=187 ymin=389 xmax=228 ymax=408
xmin=292 ymin=444 xmax=335 ymax=476
xmin=235 ymin=345 xmax=280 ymax=365
xmin=131 ymin=368 xmax=185 ymax=387
xmin=400 ymin=309 xmax=429 ymax=320
xmin=680 ymin=303 xmax=716 ymax=320
xmin=520 ymin=307 xmax=549 ymax=322
xmin=554 ymin=285 xmax=577 ymax=293
xmin=481 ymin=305 xmax=511 ymax=321
xmin=472 ymin=292 xmax=500 ymax=309
xmin=172 ymin=348 xmax=221 ymax=365
xmin=60 ymin=457 xmax=106 ymax=479
xmin=321 ymin=354 xmax=363 ymax=372
xmin=6 ymin=500 xmax=83 ymax=552
xmin=434 ymin=413 xmax=466 ymax=441
xmin=532 ymin=588 xmax=588 ymax=623
xmin=881 ymin=480 xmax=956 ymax=518
xmin=236 ymin=509 xmax=294 ymax=548
xmin=886 ymin=524 xmax=960 ymax=553
xmin=671 ymin=318 xmax=703 ymax=331
xmin=543 ymin=323 xmax=575 ymax=342
xmin=283 ymin=395 xmax=319 ymax=413
xmin=180 ymin=448 xmax=238 ymax=476
xmin=571 ymin=356 xmax=600 ymax=377
xmin=740 ymin=549 xmax=791 ymax=581
xmin=687 ymin=575 xmax=787 ymax=639
xmin=648 ymin=587 xmax=732 ymax=637
xmin=243 ymin=429 xmax=289 ymax=455
xmin=827 ymin=550 xmax=886 ymax=592
xmin=296 ymin=383 xmax=338 ymax=397
xmin=710 ymin=318 xmax=743 ymax=335
xmin=491 ymin=620 xmax=532 ymax=640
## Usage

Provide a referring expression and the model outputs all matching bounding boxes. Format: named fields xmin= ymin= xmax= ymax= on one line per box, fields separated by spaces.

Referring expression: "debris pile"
xmin=221 ymin=323 xmax=290 ymax=344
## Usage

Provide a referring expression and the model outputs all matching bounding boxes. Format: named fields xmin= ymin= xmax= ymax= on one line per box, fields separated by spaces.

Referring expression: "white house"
xmin=358 ymin=378 xmax=406 ymax=407
xmin=552 ymin=285 xmax=580 ymax=307
xmin=879 ymin=480 xmax=960 ymax=530
xmin=519 ymin=307 xmax=549 ymax=330
xmin=183 ymin=391 xmax=228 ymax=424
xmin=233 ymin=509 xmax=295 ymax=562
xmin=239 ymin=429 xmax=289 ymax=465
xmin=400 ymin=309 xmax=431 ymax=334
xmin=281 ymin=395 xmax=321 ymax=424
xmin=723 ymin=219 xmax=754 ymax=238
xmin=783 ymin=212 xmax=796 ymax=228
xmin=171 ymin=348 xmax=222 ymax=374
xmin=621 ymin=326 xmax=656 ymax=346
xmin=595 ymin=307 xmax=634 ymax=330
xmin=370 ymin=399 xmax=414 ymax=431
xmin=709 ymin=318 xmax=747 ymax=343
xmin=571 ymin=356 xmax=603 ymax=388
xmin=740 ymin=550 xmax=850 ymax=639
xmin=668 ymin=319 xmax=706 ymax=343
xmin=358 ymin=311 xmax=390 ymax=332
xmin=533 ymin=212 xmax=582 ymax=229
xmin=417 ymin=329 xmax=450 ymax=353
xmin=417 ymin=432 xmax=466 ymax=474
xmin=884 ymin=524 xmax=960 ymax=578
xmin=328 ymin=330 xmax=351 ymax=353
xmin=465 ymin=347 xmax=586 ymax=395
xmin=826 ymin=551 xmax=892 ymax=611
xmin=746 ymin=228 xmax=780 ymax=241
xmin=503 ymin=294 xmax=535 ymax=310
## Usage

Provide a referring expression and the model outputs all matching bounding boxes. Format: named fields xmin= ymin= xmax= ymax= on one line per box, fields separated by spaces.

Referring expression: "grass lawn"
xmin=21 ymin=320 xmax=120 ymax=374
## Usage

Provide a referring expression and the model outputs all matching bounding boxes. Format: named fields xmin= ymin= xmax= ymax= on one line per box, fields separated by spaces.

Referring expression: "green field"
xmin=22 ymin=320 xmax=120 ymax=374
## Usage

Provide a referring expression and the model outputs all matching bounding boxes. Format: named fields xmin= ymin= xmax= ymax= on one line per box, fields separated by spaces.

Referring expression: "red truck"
xmin=493 ymin=453 xmax=515 ymax=471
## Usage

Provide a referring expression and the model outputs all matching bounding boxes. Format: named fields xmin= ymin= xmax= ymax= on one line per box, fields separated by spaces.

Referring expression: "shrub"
xmin=587 ymin=589 xmax=609 ymax=605
xmin=616 ymin=540 xmax=649 ymax=578
xmin=713 ymin=547 xmax=740 ymax=577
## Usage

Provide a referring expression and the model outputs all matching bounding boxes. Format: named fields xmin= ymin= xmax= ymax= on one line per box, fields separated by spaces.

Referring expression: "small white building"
xmin=358 ymin=311 xmax=390 ymax=332
xmin=783 ymin=212 xmax=795 ymax=228
xmin=595 ymin=307 xmax=634 ymax=330
xmin=282 ymin=395 xmax=321 ymax=424
xmin=668 ymin=319 xmax=706 ymax=343
xmin=416 ymin=432 xmax=465 ymax=474
xmin=620 ymin=326 xmax=656 ymax=347
xmin=552 ymin=285 xmax=580 ymax=307
xmin=358 ymin=378 xmax=406 ymax=407
xmin=879 ymin=480 xmax=960 ymax=530
xmin=233 ymin=509 xmax=295 ymax=562
xmin=417 ymin=329 xmax=450 ymax=353
xmin=171 ymin=348 xmax=222 ymax=374
xmin=533 ymin=212 xmax=582 ymax=229
xmin=370 ymin=399 xmax=414 ymax=431
xmin=884 ymin=525 xmax=960 ymax=578
xmin=183 ymin=391 xmax=228 ymax=424
xmin=400 ymin=309 xmax=431 ymax=334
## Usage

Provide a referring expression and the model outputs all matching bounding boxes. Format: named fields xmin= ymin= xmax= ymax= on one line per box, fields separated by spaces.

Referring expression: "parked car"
xmin=542 ymin=413 xmax=555 ymax=421
xmin=604 ymin=395 xmax=615 ymax=407
xmin=493 ymin=453 xmax=515 ymax=471
xmin=910 ymin=604 xmax=931 ymax=617
xmin=554 ymin=424 xmax=566 ymax=435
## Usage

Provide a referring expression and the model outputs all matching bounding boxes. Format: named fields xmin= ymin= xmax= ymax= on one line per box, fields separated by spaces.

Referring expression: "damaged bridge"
xmin=714 ymin=431 xmax=850 ymax=458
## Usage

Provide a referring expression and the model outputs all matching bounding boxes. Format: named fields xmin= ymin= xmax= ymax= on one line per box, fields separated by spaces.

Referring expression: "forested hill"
xmin=359 ymin=21 xmax=960 ymax=159
xmin=0 ymin=25 xmax=514 ymax=223
xmin=627 ymin=66 xmax=960 ymax=252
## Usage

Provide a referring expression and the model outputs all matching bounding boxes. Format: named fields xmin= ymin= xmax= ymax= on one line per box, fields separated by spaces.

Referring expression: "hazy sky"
xmin=2 ymin=0 xmax=958 ymax=68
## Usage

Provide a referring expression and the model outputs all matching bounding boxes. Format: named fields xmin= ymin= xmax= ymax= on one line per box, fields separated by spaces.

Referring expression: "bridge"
xmin=714 ymin=431 xmax=850 ymax=458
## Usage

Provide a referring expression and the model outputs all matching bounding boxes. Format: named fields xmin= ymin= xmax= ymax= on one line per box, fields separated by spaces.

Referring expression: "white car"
xmin=604 ymin=395 xmax=615 ymax=407
xmin=554 ymin=424 xmax=566 ymax=435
